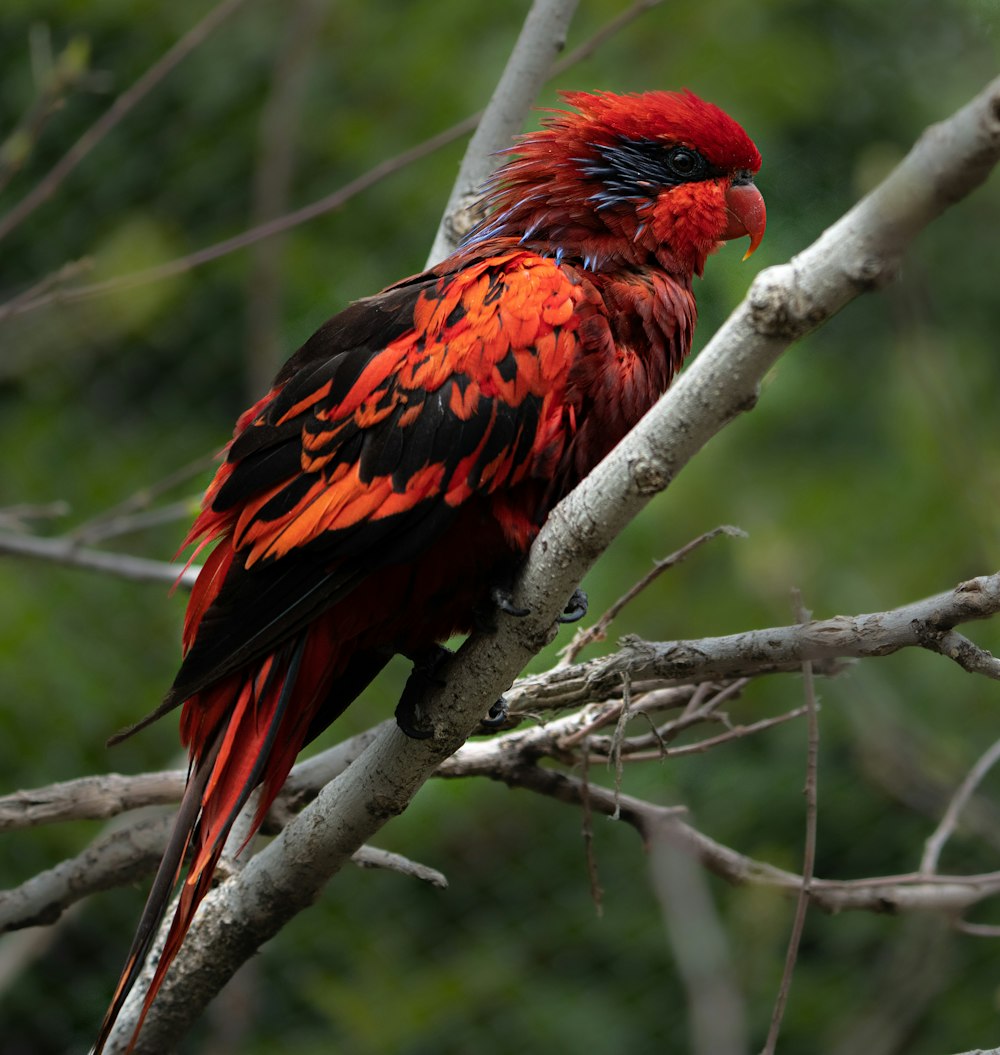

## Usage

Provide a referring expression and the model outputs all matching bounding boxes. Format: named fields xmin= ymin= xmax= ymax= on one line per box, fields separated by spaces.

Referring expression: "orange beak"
xmin=722 ymin=181 xmax=766 ymax=260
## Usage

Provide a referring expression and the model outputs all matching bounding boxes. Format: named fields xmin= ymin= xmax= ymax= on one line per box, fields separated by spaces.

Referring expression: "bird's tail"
xmin=94 ymin=635 xmax=315 ymax=1054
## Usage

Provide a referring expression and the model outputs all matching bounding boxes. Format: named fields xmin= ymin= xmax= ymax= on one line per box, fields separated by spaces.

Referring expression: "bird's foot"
xmin=558 ymin=588 xmax=588 ymax=624
xmin=491 ymin=585 xmax=531 ymax=619
xmin=395 ymin=644 xmax=452 ymax=740
xmin=397 ymin=645 xmax=514 ymax=737
xmin=483 ymin=585 xmax=588 ymax=627
xmin=478 ymin=696 xmax=509 ymax=732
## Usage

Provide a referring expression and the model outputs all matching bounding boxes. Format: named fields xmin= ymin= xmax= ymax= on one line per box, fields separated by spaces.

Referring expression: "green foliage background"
xmin=1 ymin=1 xmax=999 ymax=1052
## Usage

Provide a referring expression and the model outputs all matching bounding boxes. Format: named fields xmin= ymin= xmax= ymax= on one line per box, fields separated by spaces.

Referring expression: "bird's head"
xmin=473 ymin=89 xmax=765 ymax=276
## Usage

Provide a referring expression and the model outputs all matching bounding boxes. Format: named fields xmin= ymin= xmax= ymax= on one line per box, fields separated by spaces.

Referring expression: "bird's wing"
xmin=166 ymin=248 xmax=600 ymax=706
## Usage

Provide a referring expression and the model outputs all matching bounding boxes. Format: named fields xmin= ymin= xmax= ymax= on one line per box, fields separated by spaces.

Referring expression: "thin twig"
xmin=586 ymin=678 xmax=752 ymax=756
xmin=917 ymin=626 xmax=1000 ymax=679
xmin=0 ymin=119 xmax=477 ymax=320
xmin=559 ymin=525 xmax=746 ymax=665
xmin=762 ymin=593 xmax=820 ymax=1055
xmin=351 ymin=845 xmax=448 ymax=888
xmin=244 ymin=0 xmax=328 ymax=394
xmin=0 ymin=500 xmax=69 ymax=531
xmin=0 ymin=258 xmax=94 ymax=317
xmin=602 ymin=705 xmax=809 ymax=762
xmin=578 ymin=748 xmax=604 ymax=915
xmin=0 ymin=530 xmax=197 ymax=588
xmin=0 ymin=0 xmax=663 ymax=323
xmin=424 ymin=0 xmax=581 ymax=266
xmin=486 ymin=763 xmax=1000 ymax=915
xmin=68 ymin=452 xmax=216 ymax=544
xmin=921 ymin=736 xmax=1000 ymax=874
xmin=609 ymin=671 xmax=632 ymax=818
xmin=0 ymin=31 xmax=106 ymax=195
xmin=0 ymin=0 xmax=250 ymax=244
xmin=547 ymin=0 xmax=664 ymax=77
xmin=952 ymin=920 xmax=1000 ymax=938
xmin=649 ymin=819 xmax=748 ymax=1055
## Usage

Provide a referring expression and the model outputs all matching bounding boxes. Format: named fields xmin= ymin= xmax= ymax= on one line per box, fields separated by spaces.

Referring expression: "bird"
xmin=95 ymin=88 xmax=764 ymax=1051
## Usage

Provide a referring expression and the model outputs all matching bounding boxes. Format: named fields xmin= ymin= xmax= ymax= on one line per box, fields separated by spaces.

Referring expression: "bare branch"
xmin=4 ymin=570 xmax=996 ymax=833
xmin=548 ymin=0 xmax=663 ymax=76
xmin=0 ymin=0 xmax=657 ymax=325
xmin=0 ymin=810 xmax=443 ymax=934
xmin=921 ymin=736 xmax=1000 ymax=874
xmin=0 ymin=257 xmax=93 ymax=319
xmin=578 ymin=751 xmax=604 ymax=913
xmin=68 ymin=453 xmax=216 ymax=545
xmin=351 ymin=845 xmax=448 ymax=889
xmin=0 ymin=117 xmax=481 ymax=323
xmin=424 ymin=0 xmax=580 ymax=266
xmin=648 ymin=818 xmax=748 ymax=1055
xmin=484 ymin=763 xmax=1000 ymax=917
xmin=0 ymin=0 xmax=250 ymax=245
xmin=916 ymin=626 xmax=1000 ymax=679
xmin=244 ymin=0 xmax=328 ymax=394
xmin=604 ymin=704 xmax=809 ymax=762
xmin=559 ymin=525 xmax=746 ymax=665
xmin=0 ymin=500 xmax=69 ymax=531
xmin=552 ymin=572 xmax=1000 ymax=700
xmin=1 ymin=816 xmax=173 ymax=931
xmin=0 ymin=771 xmax=185 ymax=832
xmin=762 ymin=595 xmax=820 ymax=1055
xmin=0 ymin=32 xmax=95 ymax=195
xmin=953 ymin=921 xmax=1000 ymax=939
xmin=0 ymin=529 xmax=196 ymax=588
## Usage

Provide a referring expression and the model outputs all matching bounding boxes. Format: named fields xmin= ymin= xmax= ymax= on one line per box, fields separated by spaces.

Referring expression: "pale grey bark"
xmin=424 ymin=0 xmax=580 ymax=266
xmin=2 ymin=575 xmax=997 ymax=944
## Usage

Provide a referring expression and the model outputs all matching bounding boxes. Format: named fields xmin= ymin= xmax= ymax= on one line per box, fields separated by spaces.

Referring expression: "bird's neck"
xmin=466 ymin=184 xmax=709 ymax=277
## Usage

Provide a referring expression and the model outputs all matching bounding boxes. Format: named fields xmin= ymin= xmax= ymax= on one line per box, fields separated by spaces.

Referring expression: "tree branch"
xmin=0 ymin=0 xmax=657 ymax=325
xmin=424 ymin=0 xmax=580 ymax=266
xmin=6 ymin=569 xmax=996 ymax=836
xmin=507 ymin=571 xmax=1000 ymax=711
xmin=0 ymin=771 xmax=186 ymax=831
xmin=244 ymin=0 xmax=327 ymax=395
xmin=0 ymin=0 xmax=250 ymax=245
xmin=0 ymin=817 xmax=173 ymax=931
xmin=762 ymin=596 xmax=820 ymax=1055
xmin=0 ymin=529 xmax=196 ymax=588
xmin=98 ymin=72 xmax=1000 ymax=1053
xmin=456 ymin=753 xmax=1000 ymax=918
xmin=4 ymin=567 xmax=1000 ymax=938
xmin=920 ymin=735 xmax=1000 ymax=875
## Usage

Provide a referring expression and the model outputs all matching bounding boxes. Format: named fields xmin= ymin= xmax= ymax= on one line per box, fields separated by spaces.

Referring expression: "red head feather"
xmin=557 ymin=89 xmax=761 ymax=173
xmin=472 ymin=89 xmax=764 ymax=275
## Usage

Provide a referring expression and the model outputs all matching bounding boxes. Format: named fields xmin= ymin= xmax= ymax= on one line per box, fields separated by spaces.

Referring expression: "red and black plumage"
xmin=96 ymin=89 xmax=764 ymax=1051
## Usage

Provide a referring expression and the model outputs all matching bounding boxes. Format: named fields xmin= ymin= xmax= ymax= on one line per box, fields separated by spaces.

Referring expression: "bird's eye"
xmin=666 ymin=147 xmax=705 ymax=180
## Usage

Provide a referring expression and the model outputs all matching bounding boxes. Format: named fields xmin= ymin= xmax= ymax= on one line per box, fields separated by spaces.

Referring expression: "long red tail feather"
xmin=94 ymin=637 xmax=314 ymax=1053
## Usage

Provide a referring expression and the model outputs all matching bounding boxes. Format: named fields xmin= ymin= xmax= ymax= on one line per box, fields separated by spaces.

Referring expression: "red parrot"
xmin=96 ymin=89 xmax=764 ymax=1051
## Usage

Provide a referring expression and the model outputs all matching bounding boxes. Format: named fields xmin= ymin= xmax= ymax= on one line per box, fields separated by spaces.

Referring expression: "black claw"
xmin=395 ymin=645 xmax=452 ymax=740
xmin=479 ymin=696 xmax=509 ymax=731
xmin=491 ymin=585 xmax=531 ymax=619
xmin=557 ymin=588 xmax=589 ymax=624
